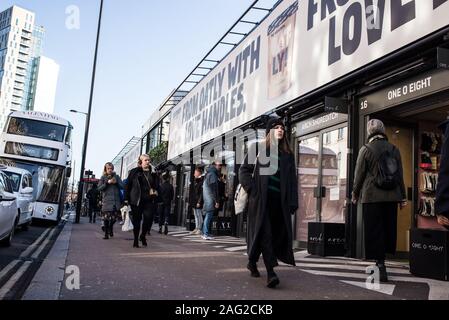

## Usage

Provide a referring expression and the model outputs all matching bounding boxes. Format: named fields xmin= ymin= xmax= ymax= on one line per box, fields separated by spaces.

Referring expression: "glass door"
xmin=320 ymin=126 xmax=348 ymax=223
xmin=296 ymin=135 xmax=320 ymax=242
xmin=296 ymin=125 xmax=348 ymax=243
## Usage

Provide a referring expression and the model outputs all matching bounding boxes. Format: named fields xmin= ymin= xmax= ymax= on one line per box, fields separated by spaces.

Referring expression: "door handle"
xmin=313 ymin=187 xmax=326 ymax=198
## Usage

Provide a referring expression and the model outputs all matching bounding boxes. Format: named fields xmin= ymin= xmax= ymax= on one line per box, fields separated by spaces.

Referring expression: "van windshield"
xmin=2 ymin=171 xmax=21 ymax=192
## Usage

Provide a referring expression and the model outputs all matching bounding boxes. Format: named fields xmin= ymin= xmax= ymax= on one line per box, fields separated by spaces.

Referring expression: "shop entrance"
xmin=295 ymin=124 xmax=348 ymax=245
xmin=368 ymin=97 xmax=449 ymax=253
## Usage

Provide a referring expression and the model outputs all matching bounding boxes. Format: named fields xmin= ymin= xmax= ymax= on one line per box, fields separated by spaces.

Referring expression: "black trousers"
xmin=363 ymin=202 xmax=398 ymax=261
xmin=158 ymin=204 xmax=171 ymax=227
xmin=131 ymin=201 xmax=156 ymax=241
xmin=88 ymin=207 xmax=98 ymax=222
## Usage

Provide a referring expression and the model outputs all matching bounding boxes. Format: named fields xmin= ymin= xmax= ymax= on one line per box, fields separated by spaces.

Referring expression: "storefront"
xmin=354 ymin=68 xmax=449 ymax=258
xmin=164 ymin=0 xmax=449 ymax=252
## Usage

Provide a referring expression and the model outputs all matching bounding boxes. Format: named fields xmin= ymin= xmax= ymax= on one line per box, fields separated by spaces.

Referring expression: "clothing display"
xmin=418 ymin=130 xmax=441 ymax=219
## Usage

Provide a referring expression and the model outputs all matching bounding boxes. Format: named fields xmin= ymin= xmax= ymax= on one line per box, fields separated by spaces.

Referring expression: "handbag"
xmin=234 ymin=156 xmax=258 ymax=215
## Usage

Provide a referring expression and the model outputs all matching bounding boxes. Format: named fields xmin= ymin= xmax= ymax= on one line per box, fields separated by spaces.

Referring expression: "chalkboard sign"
xmin=410 ymin=228 xmax=449 ymax=281
xmin=307 ymin=222 xmax=346 ymax=257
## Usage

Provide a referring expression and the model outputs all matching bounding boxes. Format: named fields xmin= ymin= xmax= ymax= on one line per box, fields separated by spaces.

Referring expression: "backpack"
xmin=365 ymin=143 xmax=400 ymax=190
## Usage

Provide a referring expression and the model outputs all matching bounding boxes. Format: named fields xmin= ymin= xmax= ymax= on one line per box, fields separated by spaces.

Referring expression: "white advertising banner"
xmin=168 ymin=0 xmax=449 ymax=160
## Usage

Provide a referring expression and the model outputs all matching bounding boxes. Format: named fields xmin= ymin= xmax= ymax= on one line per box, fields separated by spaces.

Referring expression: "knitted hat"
xmin=265 ymin=117 xmax=284 ymax=136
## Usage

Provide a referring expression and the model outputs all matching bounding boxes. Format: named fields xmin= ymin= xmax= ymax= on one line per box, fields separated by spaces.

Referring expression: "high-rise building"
xmin=0 ymin=6 xmax=59 ymax=130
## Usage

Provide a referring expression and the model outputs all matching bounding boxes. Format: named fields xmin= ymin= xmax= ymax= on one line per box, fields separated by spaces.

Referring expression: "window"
xmin=0 ymin=173 xmax=13 ymax=193
xmin=7 ymin=117 xmax=66 ymax=142
xmin=338 ymin=128 xmax=344 ymax=140
xmin=3 ymin=171 xmax=21 ymax=192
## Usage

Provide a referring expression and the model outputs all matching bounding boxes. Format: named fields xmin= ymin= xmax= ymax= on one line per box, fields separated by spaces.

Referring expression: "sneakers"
xmin=201 ymin=235 xmax=214 ymax=240
xmin=189 ymin=229 xmax=199 ymax=235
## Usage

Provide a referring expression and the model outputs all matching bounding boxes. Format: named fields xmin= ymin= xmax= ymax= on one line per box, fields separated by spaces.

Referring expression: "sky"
xmin=1 ymin=0 xmax=256 ymax=183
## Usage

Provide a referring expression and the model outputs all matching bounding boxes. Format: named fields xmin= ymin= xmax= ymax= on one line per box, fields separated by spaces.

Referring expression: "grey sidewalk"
xmin=53 ymin=217 xmax=396 ymax=300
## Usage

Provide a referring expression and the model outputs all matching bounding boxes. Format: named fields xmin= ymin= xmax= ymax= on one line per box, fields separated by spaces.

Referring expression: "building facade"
xmin=0 ymin=6 xmax=59 ymax=129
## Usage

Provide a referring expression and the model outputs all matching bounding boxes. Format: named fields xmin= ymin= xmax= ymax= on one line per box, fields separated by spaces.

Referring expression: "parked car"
xmin=1 ymin=166 xmax=34 ymax=230
xmin=0 ymin=170 xmax=19 ymax=247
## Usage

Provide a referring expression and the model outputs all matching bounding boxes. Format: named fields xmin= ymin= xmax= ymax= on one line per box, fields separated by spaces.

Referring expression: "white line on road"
xmin=19 ymin=227 xmax=51 ymax=258
xmin=0 ymin=260 xmax=21 ymax=284
xmin=296 ymin=263 xmax=412 ymax=275
xmin=0 ymin=261 xmax=32 ymax=300
xmin=31 ymin=227 xmax=58 ymax=260
xmin=224 ymin=246 xmax=247 ymax=252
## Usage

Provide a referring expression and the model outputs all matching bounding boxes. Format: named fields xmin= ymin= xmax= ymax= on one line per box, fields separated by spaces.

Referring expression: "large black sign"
xmin=359 ymin=69 xmax=449 ymax=115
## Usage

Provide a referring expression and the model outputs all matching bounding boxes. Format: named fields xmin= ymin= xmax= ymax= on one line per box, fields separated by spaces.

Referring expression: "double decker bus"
xmin=0 ymin=111 xmax=72 ymax=223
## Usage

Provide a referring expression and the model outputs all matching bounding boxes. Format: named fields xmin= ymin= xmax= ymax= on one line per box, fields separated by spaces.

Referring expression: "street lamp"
xmin=73 ymin=0 xmax=104 ymax=224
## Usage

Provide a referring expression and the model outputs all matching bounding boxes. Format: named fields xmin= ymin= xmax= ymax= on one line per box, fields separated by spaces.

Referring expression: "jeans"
xmin=202 ymin=210 xmax=214 ymax=237
xmin=193 ymin=208 xmax=203 ymax=230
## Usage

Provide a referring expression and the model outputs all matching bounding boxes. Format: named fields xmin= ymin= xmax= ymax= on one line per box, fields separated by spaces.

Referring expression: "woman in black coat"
xmin=239 ymin=117 xmax=298 ymax=288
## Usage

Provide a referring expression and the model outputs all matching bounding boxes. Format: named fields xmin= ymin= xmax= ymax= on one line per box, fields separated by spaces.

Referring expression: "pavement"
xmin=20 ymin=212 xmax=449 ymax=301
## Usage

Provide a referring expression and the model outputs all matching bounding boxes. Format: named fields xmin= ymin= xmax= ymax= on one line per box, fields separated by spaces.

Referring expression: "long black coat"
xmin=239 ymin=144 xmax=298 ymax=266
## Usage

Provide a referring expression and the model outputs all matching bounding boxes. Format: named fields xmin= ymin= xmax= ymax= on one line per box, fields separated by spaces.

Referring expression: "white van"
xmin=1 ymin=166 xmax=34 ymax=230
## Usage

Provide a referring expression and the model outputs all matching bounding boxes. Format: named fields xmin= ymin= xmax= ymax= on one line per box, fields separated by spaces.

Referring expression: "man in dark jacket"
xmin=158 ymin=173 xmax=174 ymax=235
xmin=201 ymin=162 xmax=221 ymax=240
xmin=435 ymin=119 xmax=449 ymax=230
xmin=124 ymin=154 xmax=160 ymax=248
xmin=352 ymin=119 xmax=407 ymax=282
xmin=86 ymin=183 xmax=100 ymax=223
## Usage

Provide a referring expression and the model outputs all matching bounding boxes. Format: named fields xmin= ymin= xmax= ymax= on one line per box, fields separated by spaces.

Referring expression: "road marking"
xmin=19 ymin=228 xmax=51 ymax=258
xmin=0 ymin=260 xmax=21 ymax=284
xmin=341 ymin=280 xmax=396 ymax=295
xmin=225 ymin=246 xmax=247 ymax=252
xmin=31 ymin=227 xmax=58 ymax=260
xmin=0 ymin=261 xmax=32 ymax=300
xmin=296 ymin=263 xmax=412 ymax=275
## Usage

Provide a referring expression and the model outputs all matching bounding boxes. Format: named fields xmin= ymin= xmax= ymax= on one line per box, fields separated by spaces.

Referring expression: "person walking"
xmin=189 ymin=167 xmax=204 ymax=235
xmin=436 ymin=119 xmax=449 ymax=230
xmin=125 ymin=154 xmax=160 ymax=248
xmin=239 ymin=117 xmax=298 ymax=288
xmin=352 ymin=119 xmax=407 ymax=282
xmin=202 ymin=162 xmax=222 ymax=240
xmin=98 ymin=163 xmax=124 ymax=240
xmin=158 ymin=173 xmax=174 ymax=235
xmin=86 ymin=183 xmax=100 ymax=223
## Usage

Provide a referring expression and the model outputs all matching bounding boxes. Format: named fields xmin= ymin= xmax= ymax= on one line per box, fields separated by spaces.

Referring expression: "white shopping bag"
xmin=121 ymin=208 xmax=133 ymax=232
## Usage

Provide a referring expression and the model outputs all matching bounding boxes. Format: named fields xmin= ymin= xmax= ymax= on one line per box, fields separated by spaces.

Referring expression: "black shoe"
xmin=267 ymin=272 xmax=280 ymax=288
xmin=101 ymin=226 xmax=105 ymax=232
xmin=159 ymin=226 xmax=162 ymax=234
xmin=109 ymin=229 xmax=114 ymax=237
xmin=140 ymin=236 xmax=148 ymax=247
xmin=164 ymin=225 xmax=168 ymax=235
xmin=133 ymin=240 xmax=140 ymax=248
xmin=247 ymin=262 xmax=260 ymax=278
xmin=103 ymin=234 xmax=109 ymax=240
